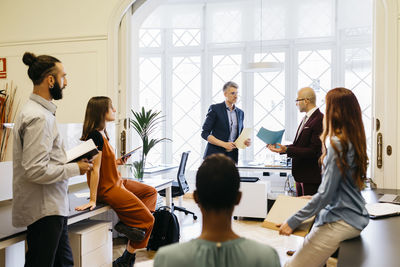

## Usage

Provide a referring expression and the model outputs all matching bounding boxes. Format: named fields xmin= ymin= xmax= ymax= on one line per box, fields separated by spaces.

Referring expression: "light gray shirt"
xmin=12 ymin=94 xmax=80 ymax=227
xmin=154 ymin=237 xmax=281 ymax=267
xmin=225 ymin=103 xmax=238 ymax=142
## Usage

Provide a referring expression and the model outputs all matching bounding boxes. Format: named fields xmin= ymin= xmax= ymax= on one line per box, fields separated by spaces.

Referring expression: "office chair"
xmin=159 ymin=151 xmax=197 ymax=220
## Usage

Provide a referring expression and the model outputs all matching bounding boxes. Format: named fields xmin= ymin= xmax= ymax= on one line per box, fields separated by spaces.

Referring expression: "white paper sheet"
xmin=234 ymin=128 xmax=252 ymax=149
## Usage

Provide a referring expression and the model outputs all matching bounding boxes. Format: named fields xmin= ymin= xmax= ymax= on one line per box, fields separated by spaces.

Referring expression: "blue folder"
xmin=256 ymin=127 xmax=285 ymax=145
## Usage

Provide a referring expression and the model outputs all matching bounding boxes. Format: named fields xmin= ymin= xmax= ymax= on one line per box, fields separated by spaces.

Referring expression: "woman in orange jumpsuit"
xmin=75 ymin=96 xmax=157 ymax=267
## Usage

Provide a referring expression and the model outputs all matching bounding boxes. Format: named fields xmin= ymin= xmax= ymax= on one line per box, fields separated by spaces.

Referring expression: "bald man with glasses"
xmin=268 ymin=87 xmax=323 ymax=196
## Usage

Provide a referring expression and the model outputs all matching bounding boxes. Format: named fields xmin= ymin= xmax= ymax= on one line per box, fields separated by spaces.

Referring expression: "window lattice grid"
xmin=139 ymin=29 xmax=161 ymax=48
xmin=210 ymin=9 xmax=242 ymax=43
xmin=212 ymin=55 xmax=242 ymax=104
xmin=253 ymin=52 xmax=286 ymax=161
xmin=139 ymin=57 xmax=162 ymax=111
xmin=296 ymin=0 xmax=334 ymax=38
xmin=297 ymin=49 xmax=332 ymax=123
xmin=138 ymin=56 xmax=163 ymax=164
xmin=171 ymin=56 xmax=202 ymax=170
xmin=344 ymin=47 xmax=372 ymax=164
xmin=172 ymin=29 xmax=201 ymax=47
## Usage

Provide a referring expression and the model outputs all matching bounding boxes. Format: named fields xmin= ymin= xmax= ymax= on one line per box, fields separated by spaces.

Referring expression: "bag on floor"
xmin=147 ymin=206 xmax=180 ymax=251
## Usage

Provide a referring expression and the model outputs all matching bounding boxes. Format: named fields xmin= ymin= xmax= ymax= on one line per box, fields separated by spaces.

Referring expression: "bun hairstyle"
xmin=22 ymin=52 xmax=37 ymax=66
xmin=22 ymin=52 xmax=61 ymax=85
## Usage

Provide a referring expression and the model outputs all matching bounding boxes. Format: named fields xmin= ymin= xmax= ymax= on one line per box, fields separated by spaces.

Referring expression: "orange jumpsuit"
xmin=88 ymin=136 xmax=157 ymax=249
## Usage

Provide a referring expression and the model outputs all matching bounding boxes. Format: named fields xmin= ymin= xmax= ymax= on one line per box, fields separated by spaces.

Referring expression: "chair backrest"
xmin=176 ymin=151 xmax=190 ymax=195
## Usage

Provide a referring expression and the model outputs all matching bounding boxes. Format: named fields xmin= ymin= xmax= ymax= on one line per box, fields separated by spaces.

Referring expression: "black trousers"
xmin=25 ymin=215 xmax=73 ymax=267
xmin=295 ymin=182 xmax=320 ymax=196
xmin=225 ymin=149 xmax=239 ymax=163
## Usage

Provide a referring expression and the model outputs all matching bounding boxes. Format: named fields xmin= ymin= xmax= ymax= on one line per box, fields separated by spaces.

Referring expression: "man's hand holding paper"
xmin=234 ymin=128 xmax=252 ymax=149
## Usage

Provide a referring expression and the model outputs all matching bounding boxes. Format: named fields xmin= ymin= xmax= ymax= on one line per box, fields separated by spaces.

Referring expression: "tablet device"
xmin=122 ymin=146 xmax=141 ymax=159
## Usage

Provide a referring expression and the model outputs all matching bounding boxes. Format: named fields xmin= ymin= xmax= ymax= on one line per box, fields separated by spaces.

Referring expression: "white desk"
xmin=237 ymin=161 xmax=292 ymax=174
xmin=144 ymin=165 xmax=178 ymax=176
xmin=143 ymin=178 xmax=173 ymax=208
xmin=0 ymin=178 xmax=173 ymax=267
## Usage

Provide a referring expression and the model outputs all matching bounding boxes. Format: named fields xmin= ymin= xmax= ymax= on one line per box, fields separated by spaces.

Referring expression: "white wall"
xmin=0 ymin=0 xmax=127 ymax=161
xmin=0 ymin=0 xmax=122 ymax=124
xmin=0 ymin=42 xmax=107 ymax=123
xmin=0 ymin=0 xmax=116 ymax=43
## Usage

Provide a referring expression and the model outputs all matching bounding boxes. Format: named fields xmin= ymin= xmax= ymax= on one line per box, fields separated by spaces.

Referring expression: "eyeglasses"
xmin=295 ymin=98 xmax=306 ymax=102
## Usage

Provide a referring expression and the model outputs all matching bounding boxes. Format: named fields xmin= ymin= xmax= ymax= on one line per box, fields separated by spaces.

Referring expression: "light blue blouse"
xmin=287 ymin=137 xmax=369 ymax=231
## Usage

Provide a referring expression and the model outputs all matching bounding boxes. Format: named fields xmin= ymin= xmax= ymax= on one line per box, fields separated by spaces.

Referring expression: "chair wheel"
xmin=233 ymin=216 xmax=238 ymax=220
xmin=185 ymin=212 xmax=188 ymax=215
xmin=193 ymin=215 xmax=198 ymax=220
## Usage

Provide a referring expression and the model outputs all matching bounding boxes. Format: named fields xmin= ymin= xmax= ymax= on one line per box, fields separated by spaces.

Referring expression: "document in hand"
xmin=256 ymin=127 xmax=285 ymax=145
xmin=365 ymin=202 xmax=400 ymax=219
xmin=66 ymin=139 xmax=99 ymax=163
xmin=234 ymin=128 xmax=252 ymax=149
xmin=262 ymin=195 xmax=315 ymax=237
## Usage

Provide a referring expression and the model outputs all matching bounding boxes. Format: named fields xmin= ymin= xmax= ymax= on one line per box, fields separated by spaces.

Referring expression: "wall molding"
xmin=0 ymin=35 xmax=108 ymax=48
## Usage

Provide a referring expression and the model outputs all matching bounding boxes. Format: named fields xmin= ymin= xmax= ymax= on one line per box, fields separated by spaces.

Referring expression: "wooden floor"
xmin=113 ymin=196 xmax=337 ymax=267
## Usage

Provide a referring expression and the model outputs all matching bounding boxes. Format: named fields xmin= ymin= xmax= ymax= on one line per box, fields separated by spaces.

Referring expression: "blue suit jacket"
xmin=201 ymin=102 xmax=244 ymax=162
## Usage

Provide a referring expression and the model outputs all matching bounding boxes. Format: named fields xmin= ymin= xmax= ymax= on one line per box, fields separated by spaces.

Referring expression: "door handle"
xmin=120 ymin=130 xmax=126 ymax=156
xmin=377 ymin=133 xmax=382 ymax=169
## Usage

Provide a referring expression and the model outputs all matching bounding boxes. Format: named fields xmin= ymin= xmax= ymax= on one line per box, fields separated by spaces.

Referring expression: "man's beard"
xmin=50 ymin=79 xmax=63 ymax=100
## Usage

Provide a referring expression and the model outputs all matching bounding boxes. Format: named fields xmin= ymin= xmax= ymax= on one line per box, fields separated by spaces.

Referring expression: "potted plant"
xmin=0 ymin=81 xmax=18 ymax=162
xmin=0 ymin=81 xmax=18 ymax=201
xmin=129 ymin=107 xmax=170 ymax=180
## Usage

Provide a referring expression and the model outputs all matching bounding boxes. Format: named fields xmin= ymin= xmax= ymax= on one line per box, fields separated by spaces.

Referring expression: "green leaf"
xmin=129 ymin=107 xmax=172 ymax=173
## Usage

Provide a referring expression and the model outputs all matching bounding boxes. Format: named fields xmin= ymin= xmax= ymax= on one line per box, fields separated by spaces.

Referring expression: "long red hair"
xmin=320 ymin=88 xmax=368 ymax=189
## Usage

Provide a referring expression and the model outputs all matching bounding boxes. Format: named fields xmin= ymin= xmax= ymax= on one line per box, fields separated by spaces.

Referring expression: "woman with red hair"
xmin=278 ymin=87 xmax=369 ymax=267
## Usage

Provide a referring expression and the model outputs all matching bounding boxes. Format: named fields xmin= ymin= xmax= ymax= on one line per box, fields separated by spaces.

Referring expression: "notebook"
xmin=365 ymin=202 xmax=400 ymax=219
xmin=66 ymin=139 xmax=99 ymax=163
xmin=262 ymin=195 xmax=314 ymax=237
xmin=378 ymin=194 xmax=400 ymax=204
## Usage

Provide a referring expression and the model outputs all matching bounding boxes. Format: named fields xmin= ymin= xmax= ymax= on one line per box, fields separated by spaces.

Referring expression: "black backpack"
xmin=147 ymin=206 xmax=180 ymax=251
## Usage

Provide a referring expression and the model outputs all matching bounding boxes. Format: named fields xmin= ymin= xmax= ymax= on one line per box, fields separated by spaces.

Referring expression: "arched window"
xmin=130 ymin=0 xmax=372 ymax=171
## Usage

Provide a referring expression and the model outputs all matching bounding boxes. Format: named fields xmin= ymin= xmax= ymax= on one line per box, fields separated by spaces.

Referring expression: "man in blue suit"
xmin=201 ymin=81 xmax=251 ymax=163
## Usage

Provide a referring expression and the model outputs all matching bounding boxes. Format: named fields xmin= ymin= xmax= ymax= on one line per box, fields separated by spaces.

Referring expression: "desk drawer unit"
xmin=68 ymin=220 xmax=112 ymax=267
